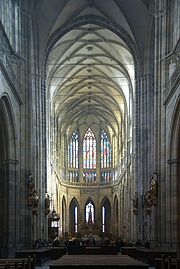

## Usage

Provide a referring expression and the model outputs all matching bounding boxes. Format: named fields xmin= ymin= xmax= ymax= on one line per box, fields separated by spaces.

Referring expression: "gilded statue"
xmin=144 ymin=173 xmax=158 ymax=214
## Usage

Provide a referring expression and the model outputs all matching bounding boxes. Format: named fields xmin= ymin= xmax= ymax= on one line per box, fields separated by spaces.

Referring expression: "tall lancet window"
xmin=74 ymin=206 xmax=78 ymax=233
xmin=102 ymin=206 xmax=105 ymax=233
xmin=101 ymin=130 xmax=112 ymax=168
xmin=85 ymin=202 xmax=95 ymax=223
xmin=83 ymin=128 xmax=96 ymax=169
xmin=68 ymin=130 xmax=79 ymax=168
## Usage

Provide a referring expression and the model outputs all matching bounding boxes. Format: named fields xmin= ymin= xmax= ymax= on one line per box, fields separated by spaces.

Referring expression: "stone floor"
xmin=35 ymin=258 xmax=155 ymax=269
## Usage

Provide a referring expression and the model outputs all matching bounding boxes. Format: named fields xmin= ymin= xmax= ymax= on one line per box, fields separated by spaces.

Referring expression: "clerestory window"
xmin=68 ymin=128 xmax=113 ymax=183
xmin=101 ymin=130 xmax=112 ymax=168
xmin=68 ymin=130 xmax=79 ymax=168
xmin=83 ymin=128 xmax=96 ymax=169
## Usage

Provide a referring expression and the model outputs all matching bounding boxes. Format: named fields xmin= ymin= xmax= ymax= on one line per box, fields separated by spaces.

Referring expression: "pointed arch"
xmin=101 ymin=129 xmax=112 ymax=169
xmin=0 ymin=94 xmax=17 ymax=256
xmin=44 ymin=15 xmax=141 ymax=77
xmin=84 ymin=197 xmax=95 ymax=224
xmin=100 ymin=197 xmax=111 ymax=236
xmin=83 ymin=128 xmax=96 ymax=169
xmin=169 ymin=96 xmax=180 ymax=160
xmin=0 ymin=95 xmax=17 ymax=158
xmin=168 ymin=96 xmax=180 ymax=248
xmin=69 ymin=197 xmax=79 ymax=236
xmin=68 ymin=129 xmax=79 ymax=169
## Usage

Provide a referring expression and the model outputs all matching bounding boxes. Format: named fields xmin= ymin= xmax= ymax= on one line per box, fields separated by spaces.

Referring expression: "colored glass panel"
xmin=83 ymin=128 xmax=96 ymax=168
xmin=102 ymin=206 xmax=105 ymax=233
xmin=68 ymin=130 xmax=79 ymax=168
xmin=101 ymin=130 xmax=112 ymax=168
xmin=85 ymin=202 xmax=94 ymax=223
xmin=74 ymin=206 xmax=78 ymax=233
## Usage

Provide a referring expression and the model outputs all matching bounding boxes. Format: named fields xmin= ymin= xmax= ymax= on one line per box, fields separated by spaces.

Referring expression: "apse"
xmin=46 ymin=23 xmax=134 ymax=188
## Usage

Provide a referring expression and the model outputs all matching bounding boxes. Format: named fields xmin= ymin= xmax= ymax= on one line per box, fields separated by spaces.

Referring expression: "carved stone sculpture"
xmin=31 ymin=190 xmax=39 ymax=215
xmin=45 ymin=193 xmax=50 ymax=215
xmin=144 ymin=173 xmax=158 ymax=215
xmin=27 ymin=174 xmax=39 ymax=215
xmin=132 ymin=192 xmax=138 ymax=215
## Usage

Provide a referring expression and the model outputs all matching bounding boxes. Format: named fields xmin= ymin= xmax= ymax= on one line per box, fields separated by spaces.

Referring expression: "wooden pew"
xmin=67 ymin=245 xmax=119 ymax=255
xmin=15 ymin=248 xmax=51 ymax=265
xmin=121 ymin=247 xmax=138 ymax=259
xmin=135 ymin=248 xmax=177 ymax=266
xmin=154 ymin=255 xmax=180 ymax=269
xmin=49 ymin=247 xmax=67 ymax=259
xmin=16 ymin=247 xmax=67 ymax=263
xmin=0 ymin=257 xmax=35 ymax=269
xmin=49 ymin=254 xmax=149 ymax=269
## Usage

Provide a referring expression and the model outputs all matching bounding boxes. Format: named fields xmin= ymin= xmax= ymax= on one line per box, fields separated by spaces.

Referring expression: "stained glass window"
xmin=74 ymin=206 xmax=78 ymax=233
xmin=68 ymin=130 xmax=79 ymax=168
xmin=85 ymin=202 xmax=94 ymax=223
xmin=102 ymin=206 xmax=105 ymax=233
xmin=83 ymin=128 xmax=96 ymax=169
xmin=83 ymin=172 xmax=96 ymax=183
xmin=101 ymin=171 xmax=112 ymax=182
xmin=101 ymin=130 xmax=112 ymax=168
xmin=68 ymin=171 xmax=79 ymax=182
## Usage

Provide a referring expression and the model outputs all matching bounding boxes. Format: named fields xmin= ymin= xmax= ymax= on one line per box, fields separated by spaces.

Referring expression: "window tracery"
xmin=68 ymin=128 xmax=113 ymax=183
xmin=101 ymin=130 xmax=112 ymax=168
xmin=83 ymin=128 xmax=96 ymax=169
xmin=85 ymin=202 xmax=94 ymax=223
xmin=68 ymin=130 xmax=79 ymax=168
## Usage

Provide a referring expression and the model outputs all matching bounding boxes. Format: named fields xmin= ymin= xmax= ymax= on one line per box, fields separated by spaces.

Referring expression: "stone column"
xmin=168 ymin=159 xmax=180 ymax=254
xmin=79 ymin=130 xmax=84 ymax=183
xmin=3 ymin=159 xmax=18 ymax=257
xmin=96 ymin=128 xmax=101 ymax=183
xmin=66 ymin=198 xmax=70 ymax=235
xmin=135 ymin=73 xmax=154 ymax=243
xmin=77 ymin=200 xmax=83 ymax=235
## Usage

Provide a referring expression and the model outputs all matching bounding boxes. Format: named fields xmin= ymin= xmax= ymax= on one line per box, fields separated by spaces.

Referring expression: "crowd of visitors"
xmin=32 ymin=236 xmax=150 ymax=250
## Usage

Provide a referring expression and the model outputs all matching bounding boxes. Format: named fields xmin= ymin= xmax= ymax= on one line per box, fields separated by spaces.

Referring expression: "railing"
xmin=60 ymin=178 xmax=119 ymax=188
xmin=55 ymin=168 xmax=126 ymax=188
xmin=54 ymin=163 xmax=126 ymax=188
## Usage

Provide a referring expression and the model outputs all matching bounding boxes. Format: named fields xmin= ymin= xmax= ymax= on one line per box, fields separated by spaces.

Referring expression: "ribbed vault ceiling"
xmin=40 ymin=0 xmax=150 ymax=137
xmin=47 ymin=24 xmax=134 ymax=136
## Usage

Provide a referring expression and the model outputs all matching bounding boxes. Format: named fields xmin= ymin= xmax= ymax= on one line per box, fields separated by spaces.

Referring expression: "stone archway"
xmin=168 ymin=97 xmax=180 ymax=254
xmin=177 ymin=120 xmax=180 ymax=256
xmin=69 ymin=197 xmax=79 ymax=237
xmin=100 ymin=197 xmax=111 ymax=237
xmin=44 ymin=11 xmax=142 ymax=245
xmin=0 ymin=98 xmax=8 ymax=257
xmin=0 ymin=95 xmax=17 ymax=257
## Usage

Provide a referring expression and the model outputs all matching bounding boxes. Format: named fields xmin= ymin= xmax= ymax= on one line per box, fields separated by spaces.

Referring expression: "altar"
xmin=80 ymin=222 xmax=99 ymax=236
xmin=80 ymin=205 xmax=99 ymax=236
